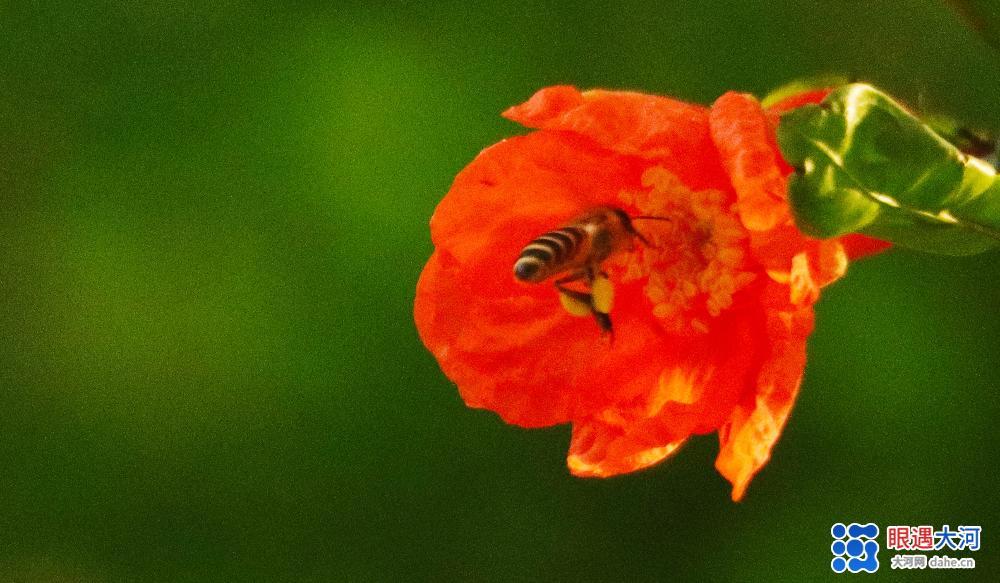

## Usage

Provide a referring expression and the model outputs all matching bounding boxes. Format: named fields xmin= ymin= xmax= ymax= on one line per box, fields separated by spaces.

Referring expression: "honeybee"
xmin=513 ymin=206 xmax=666 ymax=335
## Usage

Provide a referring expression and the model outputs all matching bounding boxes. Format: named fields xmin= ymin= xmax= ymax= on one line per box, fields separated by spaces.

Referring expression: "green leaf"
xmin=922 ymin=112 xmax=997 ymax=162
xmin=777 ymin=83 xmax=1000 ymax=255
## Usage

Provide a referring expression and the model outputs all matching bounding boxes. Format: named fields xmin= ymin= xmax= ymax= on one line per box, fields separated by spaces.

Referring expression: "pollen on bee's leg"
xmin=591 ymin=275 xmax=614 ymax=314
xmin=559 ymin=291 xmax=592 ymax=317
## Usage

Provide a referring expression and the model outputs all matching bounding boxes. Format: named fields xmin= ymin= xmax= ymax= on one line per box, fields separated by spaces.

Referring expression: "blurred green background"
xmin=2 ymin=1 xmax=999 ymax=581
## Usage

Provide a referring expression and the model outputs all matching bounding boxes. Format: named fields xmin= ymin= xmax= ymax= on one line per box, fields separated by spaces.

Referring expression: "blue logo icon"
xmin=831 ymin=523 xmax=880 ymax=573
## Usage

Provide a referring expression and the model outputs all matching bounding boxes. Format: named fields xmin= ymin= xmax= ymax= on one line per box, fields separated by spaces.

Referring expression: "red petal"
xmin=499 ymin=85 xmax=584 ymax=126
xmin=765 ymin=88 xmax=833 ymax=114
xmin=710 ymin=92 xmax=791 ymax=232
xmin=837 ymin=233 xmax=892 ymax=259
xmin=504 ymin=86 xmax=725 ymax=190
xmin=568 ymin=419 xmax=687 ymax=478
xmin=566 ymin=292 xmax=771 ymax=476
xmin=417 ymin=247 xmax=686 ymax=427
xmin=715 ymin=282 xmax=813 ymax=501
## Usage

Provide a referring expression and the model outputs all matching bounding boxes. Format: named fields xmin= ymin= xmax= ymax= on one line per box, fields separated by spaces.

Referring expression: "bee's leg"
xmin=589 ymin=272 xmax=615 ymax=339
xmin=593 ymin=311 xmax=613 ymax=336
xmin=554 ymin=271 xmax=587 ymax=286
xmin=554 ymin=271 xmax=593 ymax=318
xmin=555 ymin=269 xmax=615 ymax=337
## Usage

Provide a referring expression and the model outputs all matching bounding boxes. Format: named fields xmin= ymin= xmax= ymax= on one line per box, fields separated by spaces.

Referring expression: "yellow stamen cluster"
xmin=616 ymin=167 xmax=756 ymax=334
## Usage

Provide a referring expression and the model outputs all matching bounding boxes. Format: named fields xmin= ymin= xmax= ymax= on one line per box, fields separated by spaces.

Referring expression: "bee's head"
xmin=614 ymin=207 xmax=669 ymax=247
xmin=611 ymin=207 xmax=635 ymax=232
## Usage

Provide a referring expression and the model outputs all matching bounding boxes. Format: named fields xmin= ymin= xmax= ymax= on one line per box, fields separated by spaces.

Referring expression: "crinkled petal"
xmin=503 ymin=86 xmax=724 ymax=190
xmin=711 ymin=91 xmax=889 ymax=280
xmin=715 ymin=281 xmax=813 ymax=501
xmin=765 ymin=88 xmax=833 ymax=115
xmin=710 ymin=91 xmax=791 ymax=232
xmin=566 ymin=290 xmax=770 ymax=476
xmin=568 ymin=420 xmax=687 ymax=478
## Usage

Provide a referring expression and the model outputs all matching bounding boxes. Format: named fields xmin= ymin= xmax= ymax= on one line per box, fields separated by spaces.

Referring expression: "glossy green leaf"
xmin=778 ymin=83 xmax=1000 ymax=255
xmin=922 ymin=112 xmax=997 ymax=163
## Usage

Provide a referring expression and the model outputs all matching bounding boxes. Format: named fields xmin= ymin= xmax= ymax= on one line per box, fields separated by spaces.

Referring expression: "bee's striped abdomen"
xmin=513 ymin=226 xmax=585 ymax=282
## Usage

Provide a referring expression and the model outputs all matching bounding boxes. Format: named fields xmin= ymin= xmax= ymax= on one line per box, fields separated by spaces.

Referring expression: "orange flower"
xmin=414 ymin=86 xmax=889 ymax=500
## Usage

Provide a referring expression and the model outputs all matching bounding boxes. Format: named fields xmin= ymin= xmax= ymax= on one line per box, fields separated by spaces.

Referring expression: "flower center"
xmin=613 ymin=166 xmax=756 ymax=334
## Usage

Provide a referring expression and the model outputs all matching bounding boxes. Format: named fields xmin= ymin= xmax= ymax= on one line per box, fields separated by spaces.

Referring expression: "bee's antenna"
xmin=631 ymin=215 xmax=672 ymax=222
